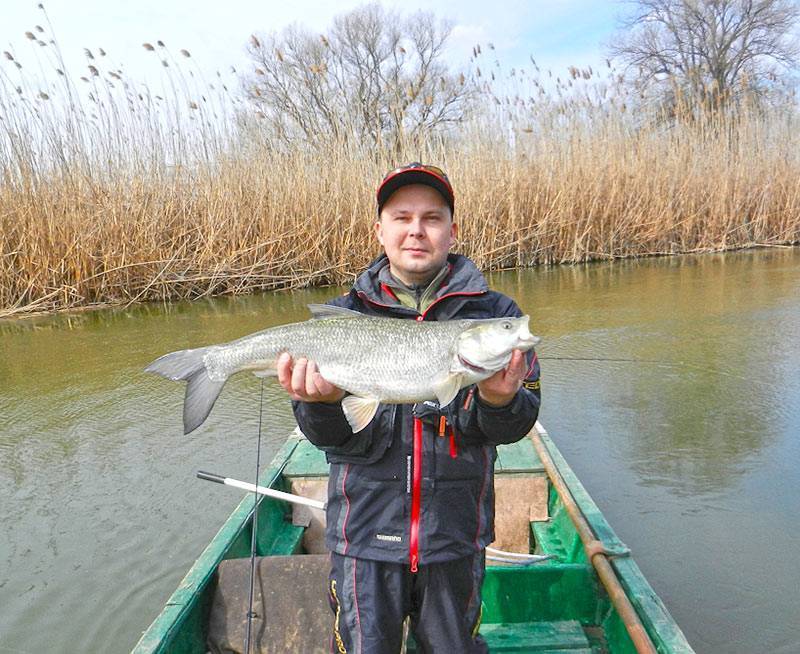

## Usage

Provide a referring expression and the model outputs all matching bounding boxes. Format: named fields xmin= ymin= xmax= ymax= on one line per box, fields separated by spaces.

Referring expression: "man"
xmin=276 ymin=163 xmax=541 ymax=653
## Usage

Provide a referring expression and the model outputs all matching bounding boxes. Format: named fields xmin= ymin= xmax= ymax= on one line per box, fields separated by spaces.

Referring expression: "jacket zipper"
xmin=409 ymin=416 xmax=423 ymax=572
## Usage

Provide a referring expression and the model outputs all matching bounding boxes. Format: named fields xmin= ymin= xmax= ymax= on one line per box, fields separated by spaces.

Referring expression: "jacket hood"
xmin=353 ymin=253 xmax=489 ymax=306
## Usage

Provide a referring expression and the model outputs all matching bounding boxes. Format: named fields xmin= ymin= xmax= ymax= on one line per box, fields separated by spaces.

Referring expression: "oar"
xmin=197 ymin=470 xmax=326 ymax=510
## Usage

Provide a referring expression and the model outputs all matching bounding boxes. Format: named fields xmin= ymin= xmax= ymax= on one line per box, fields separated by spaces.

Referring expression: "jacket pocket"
xmin=325 ymin=405 xmax=395 ymax=465
xmin=424 ymin=478 xmax=483 ymax=552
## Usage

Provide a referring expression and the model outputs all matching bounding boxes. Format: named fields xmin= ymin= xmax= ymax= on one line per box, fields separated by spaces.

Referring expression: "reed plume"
xmin=1 ymin=19 xmax=798 ymax=317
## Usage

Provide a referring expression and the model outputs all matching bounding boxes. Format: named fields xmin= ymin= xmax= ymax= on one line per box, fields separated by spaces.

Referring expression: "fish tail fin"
xmin=145 ymin=347 xmax=226 ymax=435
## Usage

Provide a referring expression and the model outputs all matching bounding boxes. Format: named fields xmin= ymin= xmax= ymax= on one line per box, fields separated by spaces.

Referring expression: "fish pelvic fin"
xmin=433 ymin=373 xmax=463 ymax=408
xmin=145 ymin=347 xmax=225 ymax=435
xmin=253 ymin=368 xmax=278 ymax=378
xmin=341 ymin=396 xmax=380 ymax=433
xmin=253 ymin=369 xmax=278 ymax=379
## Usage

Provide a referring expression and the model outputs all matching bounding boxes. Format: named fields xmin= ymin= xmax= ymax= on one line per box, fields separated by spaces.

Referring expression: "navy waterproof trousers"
xmin=327 ymin=551 xmax=488 ymax=654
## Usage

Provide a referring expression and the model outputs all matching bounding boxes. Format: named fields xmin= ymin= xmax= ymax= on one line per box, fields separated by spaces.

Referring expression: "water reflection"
xmin=1 ymin=248 xmax=799 ymax=653
xmin=0 ymin=286 xmax=339 ymax=490
xmin=490 ymin=249 xmax=800 ymax=499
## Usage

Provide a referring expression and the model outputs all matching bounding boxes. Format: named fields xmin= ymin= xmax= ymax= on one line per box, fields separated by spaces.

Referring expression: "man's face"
xmin=375 ymin=184 xmax=457 ymax=286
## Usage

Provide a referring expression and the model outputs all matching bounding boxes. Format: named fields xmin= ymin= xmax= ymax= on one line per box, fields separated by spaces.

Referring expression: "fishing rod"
xmin=244 ymin=380 xmax=266 ymax=654
xmin=197 ymin=470 xmax=326 ymax=510
xmin=538 ymin=356 xmax=652 ymax=362
xmin=537 ymin=355 xmax=750 ymax=381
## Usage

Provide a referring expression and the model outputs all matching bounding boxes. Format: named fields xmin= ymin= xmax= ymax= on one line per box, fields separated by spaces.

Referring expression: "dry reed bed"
xmin=2 ymin=28 xmax=799 ymax=316
xmin=3 ymin=116 xmax=799 ymax=318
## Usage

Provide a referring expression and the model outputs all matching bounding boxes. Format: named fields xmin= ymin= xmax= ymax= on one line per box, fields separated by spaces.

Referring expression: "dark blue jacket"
xmin=293 ymin=254 xmax=541 ymax=567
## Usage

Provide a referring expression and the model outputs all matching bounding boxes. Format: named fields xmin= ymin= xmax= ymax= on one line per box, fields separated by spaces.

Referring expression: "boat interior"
xmin=200 ymin=433 xmax=640 ymax=654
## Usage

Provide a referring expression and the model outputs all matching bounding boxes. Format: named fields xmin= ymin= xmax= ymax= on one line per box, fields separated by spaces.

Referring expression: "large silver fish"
xmin=146 ymin=305 xmax=539 ymax=434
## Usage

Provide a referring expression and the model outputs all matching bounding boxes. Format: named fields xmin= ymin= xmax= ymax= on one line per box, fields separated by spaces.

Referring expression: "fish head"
xmin=456 ymin=316 xmax=540 ymax=375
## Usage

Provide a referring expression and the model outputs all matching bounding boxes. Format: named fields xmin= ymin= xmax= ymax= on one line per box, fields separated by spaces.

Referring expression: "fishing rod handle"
xmin=197 ymin=470 xmax=225 ymax=484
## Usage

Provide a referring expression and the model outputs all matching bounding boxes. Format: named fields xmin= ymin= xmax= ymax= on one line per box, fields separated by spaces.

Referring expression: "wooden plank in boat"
xmin=496 ymin=437 xmax=546 ymax=474
xmin=207 ymin=554 xmax=330 ymax=654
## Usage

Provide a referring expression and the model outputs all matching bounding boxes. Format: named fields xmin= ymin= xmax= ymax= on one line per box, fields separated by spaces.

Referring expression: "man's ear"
xmin=374 ymin=220 xmax=384 ymax=246
xmin=449 ymin=220 xmax=458 ymax=247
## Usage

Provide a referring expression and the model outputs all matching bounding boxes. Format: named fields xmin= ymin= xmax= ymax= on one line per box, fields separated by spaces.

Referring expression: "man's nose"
xmin=408 ymin=217 xmax=424 ymax=236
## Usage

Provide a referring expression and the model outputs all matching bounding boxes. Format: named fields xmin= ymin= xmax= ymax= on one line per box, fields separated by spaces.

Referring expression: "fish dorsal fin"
xmin=341 ymin=395 xmax=381 ymax=433
xmin=307 ymin=304 xmax=365 ymax=319
xmin=433 ymin=373 xmax=463 ymax=408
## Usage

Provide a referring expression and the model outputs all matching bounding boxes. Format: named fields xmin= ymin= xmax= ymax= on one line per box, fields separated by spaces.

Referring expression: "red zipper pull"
xmin=449 ymin=426 xmax=458 ymax=458
xmin=463 ymin=388 xmax=475 ymax=410
xmin=438 ymin=415 xmax=446 ymax=437
xmin=410 ymin=554 xmax=419 ymax=573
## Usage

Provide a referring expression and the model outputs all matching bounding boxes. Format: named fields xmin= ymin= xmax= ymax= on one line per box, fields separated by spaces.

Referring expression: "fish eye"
xmin=502 ymin=321 xmax=512 ymax=330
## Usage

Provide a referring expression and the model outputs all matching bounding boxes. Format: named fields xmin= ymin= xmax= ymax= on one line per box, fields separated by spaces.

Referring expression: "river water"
xmin=1 ymin=248 xmax=798 ymax=653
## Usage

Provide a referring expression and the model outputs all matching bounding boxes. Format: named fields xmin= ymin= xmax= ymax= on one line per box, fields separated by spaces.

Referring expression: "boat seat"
xmin=207 ymin=554 xmax=331 ymax=654
xmin=407 ymin=619 xmax=593 ymax=653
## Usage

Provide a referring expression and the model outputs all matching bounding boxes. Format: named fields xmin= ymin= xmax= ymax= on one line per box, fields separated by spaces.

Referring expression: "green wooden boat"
xmin=133 ymin=424 xmax=695 ymax=653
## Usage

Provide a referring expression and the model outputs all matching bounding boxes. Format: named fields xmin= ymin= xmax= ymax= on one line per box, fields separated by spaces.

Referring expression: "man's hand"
xmin=476 ymin=349 xmax=527 ymax=408
xmin=277 ymin=353 xmax=346 ymax=403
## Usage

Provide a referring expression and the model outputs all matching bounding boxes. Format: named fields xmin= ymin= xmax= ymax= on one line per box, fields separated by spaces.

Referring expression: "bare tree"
xmin=242 ymin=3 xmax=474 ymax=151
xmin=611 ymin=0 xmax=800 ymax=113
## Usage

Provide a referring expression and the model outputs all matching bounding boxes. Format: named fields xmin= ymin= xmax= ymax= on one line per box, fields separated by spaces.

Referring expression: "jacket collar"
xmin=353 ymin=253 xmax=489 ymax=311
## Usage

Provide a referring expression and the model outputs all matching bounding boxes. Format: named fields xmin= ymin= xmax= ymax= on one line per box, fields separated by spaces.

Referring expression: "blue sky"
xmin=2 ymin=0 xmax=624 ymax=92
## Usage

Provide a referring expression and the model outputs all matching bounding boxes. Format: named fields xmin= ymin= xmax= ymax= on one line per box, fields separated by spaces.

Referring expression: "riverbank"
xmin=3 ymin=45 xmax=800 ymax=317
xmin=2 ymin=131 xmax=798 ymax=317
xmin=1 ymin=243 xmax=796 ymax=322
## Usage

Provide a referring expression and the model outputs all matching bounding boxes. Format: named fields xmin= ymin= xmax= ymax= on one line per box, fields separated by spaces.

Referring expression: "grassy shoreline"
xmin=2 ymin=244 xmax=797 ymax=323
xmin=3 ymin=34 xmax=800 ymax=317
xmin=3 ymin=120 xmax=799 ymax=319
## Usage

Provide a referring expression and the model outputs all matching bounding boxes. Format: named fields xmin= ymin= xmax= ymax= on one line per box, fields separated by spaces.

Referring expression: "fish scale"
xmin=227 ymin=317 xmax=471 ymax=401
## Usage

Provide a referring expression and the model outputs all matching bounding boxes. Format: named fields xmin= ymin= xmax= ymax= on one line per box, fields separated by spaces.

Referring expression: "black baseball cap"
xmin=376 ymin=162 xmax=455 ymax=215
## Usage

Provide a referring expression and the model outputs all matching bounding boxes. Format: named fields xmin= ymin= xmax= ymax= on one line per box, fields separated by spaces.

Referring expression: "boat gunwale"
xmin=533 ymin=423 xmax=695 ymax=653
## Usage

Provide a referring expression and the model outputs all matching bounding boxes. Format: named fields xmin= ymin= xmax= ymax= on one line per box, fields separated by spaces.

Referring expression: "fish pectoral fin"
xmin=239 ymin=359 xmax=278 ymax=378
xmin=341 ymin=395 xmax=380 ymax=433
xmin=307 ymin=304 xmax=365 ymax=319
xmin=433 ymin=373 xmax=463 ymax=408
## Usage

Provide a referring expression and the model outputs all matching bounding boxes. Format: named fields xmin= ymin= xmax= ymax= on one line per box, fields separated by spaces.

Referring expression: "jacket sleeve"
xmin=292 ymin=399 xmax=355 ymax=451
xmin=455 ymin=297 xmax=541 ymax=445
xmin=292 ymin=399 xmax=395 ymax=460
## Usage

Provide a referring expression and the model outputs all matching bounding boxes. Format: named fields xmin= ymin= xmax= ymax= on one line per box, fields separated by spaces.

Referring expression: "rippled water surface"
xmin=1 ymin=248 xmax=799 ymax=653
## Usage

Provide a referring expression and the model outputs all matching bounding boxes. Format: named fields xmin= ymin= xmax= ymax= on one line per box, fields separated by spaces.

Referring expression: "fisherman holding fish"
xmin=277 ymin=163 xmax=541 ymax=653
xmin=147 ymin=162 xmax=541 ymax=652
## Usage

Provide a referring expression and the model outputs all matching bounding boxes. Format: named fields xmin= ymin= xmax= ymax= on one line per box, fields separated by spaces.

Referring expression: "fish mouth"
xmin=458 ymin=354 xmax=489 ymax=374
xmin=516 ymin=335 xmax=540 ymax=351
